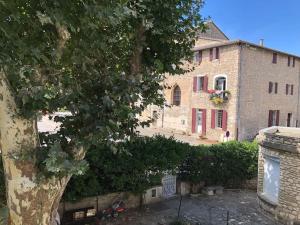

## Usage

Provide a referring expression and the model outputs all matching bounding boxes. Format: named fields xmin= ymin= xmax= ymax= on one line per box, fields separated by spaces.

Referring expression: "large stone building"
xmin=143 ymin=22 xmax=300 ymax=141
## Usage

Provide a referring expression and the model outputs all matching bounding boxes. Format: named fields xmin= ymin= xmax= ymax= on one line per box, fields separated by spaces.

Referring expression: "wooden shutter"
xmin=276 ymin=110 xmax=280 ymax=126
xmin=216 ymin=47 xmax=220 ymax=59
xmin=199 ymin=51 xmax=202 ymax=64
xmin=268 ymin=110 xmax=273 ymax=127
xmin=192 ymin=108 xmax=196 ymax=133
xmin=193 ymin=77 xmax=197 ymax=92
xmin=275 ymin=82 xmax=278 ymax=94
xmin=293 ymin=57 xmax=296 ymax=67
xmin=209 ymin=49 xmax=213 ymax=61
xmin=222 ymin=110 xmax=228 ymax=131
xmin=202 ymin=109 xmax=207 ymax=136
xmin=203 ymin=76 xmax=208 ymax=92
xmin=291 ymin=85 xmax=294 ymax=95
xmin=272 ymin=53 xmax=277 ymax=64
xmin=268 ymin=82 xmax=273 ymax=93
xmin=211 ymin=109 xmax=216 ymax=129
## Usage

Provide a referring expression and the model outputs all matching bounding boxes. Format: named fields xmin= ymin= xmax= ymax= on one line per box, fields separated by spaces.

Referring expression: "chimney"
xmin=259 ymin=39 xmax=264 ymax=46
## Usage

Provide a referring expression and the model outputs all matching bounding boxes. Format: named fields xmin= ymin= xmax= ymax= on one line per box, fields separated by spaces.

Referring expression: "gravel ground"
xmin=100 ymin=190 xmax=282 ymax=225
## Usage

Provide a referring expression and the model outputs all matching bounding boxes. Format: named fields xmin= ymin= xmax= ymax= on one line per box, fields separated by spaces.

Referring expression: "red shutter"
xmin=222 ymin=110 xmax=228 ymax=131
xmin=276 ymin=110 xmax=280 ymax=126
xmin=203 ymin=76 xmax=208 ymax=92
xmin=209 ymin=49 xmax=213 ymax=61
xmin=193 ymin=77 xmax=197 ymax=92
xmin=211 ymin=109 xmax=216 ymax=129
xmin=202 ymin=109 xmax=206 ymax=136
xmin=268 ymin=110 xmax=273 ymax=127
xmin=192 ymin=108 xmax=196 ymax=133
xmin=216 ymin=47 xmax=220 ymax=59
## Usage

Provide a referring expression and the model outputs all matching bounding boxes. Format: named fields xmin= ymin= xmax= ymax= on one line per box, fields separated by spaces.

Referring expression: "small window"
xmin=215 ymin=76 xmax=226 ymax=91
xmin=172 ymin=85 xmax=181 ymax=106
xmin=286 ymin=84 xmax=289 ymax=95
xmin=268 ymin=110 xmax=279 ymax=127
xmin=263 ymin=156 xmax=280 ymax=203
xmin=151 ymin=189 xmax=157 ymax=198
xmin=268 ymin=82 xmax=273 ymax=93
xmin=216 ymin=110 xmax=223 ymax=128
xmin=291 ymin=85 xmax=294 ymax=95
xmin=288 ymin=56 xmax=291 ymax=67
xmin=272 ymin=53 xmax=277 ymax=64
xmin=194 ymin=51 xmax=202 ymax=63
xmin=209 ymin=47 xmax=220 ymax=61
xmin=197 ymin=76 xmax=204 ymax=91
xmin=274 ymin=82 xmax=278 ymax=94
xmin=293 ymin=57 xmax=296 ymax=67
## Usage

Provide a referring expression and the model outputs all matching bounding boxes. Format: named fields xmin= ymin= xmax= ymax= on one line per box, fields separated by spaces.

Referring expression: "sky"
xmin=201 ymin=0 xmax=300 ymax=55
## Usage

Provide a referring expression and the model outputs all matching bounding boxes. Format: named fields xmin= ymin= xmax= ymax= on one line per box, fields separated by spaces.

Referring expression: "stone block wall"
xmin=257 ymin=127 xmax=300 ymax=225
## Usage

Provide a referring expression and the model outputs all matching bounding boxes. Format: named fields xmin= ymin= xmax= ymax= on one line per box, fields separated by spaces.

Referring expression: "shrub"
xmin=179 ymin=141 xmax=258 ymax=187
xmin=63 ymin=135 xmax=190 ymax=201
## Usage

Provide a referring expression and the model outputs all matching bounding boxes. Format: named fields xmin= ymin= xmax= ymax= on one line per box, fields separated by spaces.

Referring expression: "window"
xmin=263 ymin=156 xmax=280 ymax=203
xmin=272 ymin=53 xmax=277 ymax=64
xmin=268 ymin=82 xmax=273 ymax=93
xmin=268 ymin=110 xmax=279 ymax=127
xmin=293 ymin=57 xmax=296 ymax=67
xmin=172 ymin=85 xmax=181 ymax=106
xmin=286 ymin=84 xmax=289 ymax=95
xmin=215 ymin=76 xmax=226 ymax=91
xmin=216 ymin=110 xmax=223 ymax=128
xmin=209 ymin=47 xmax=220 ymax=61
xmin=194 ymin=50 xmax=202 ymax=64
xmin=193 ymin=76 xmax=208 ymax=92
xmin=288 ymin=56 xmax=291 ymax=67
xmin=291 ymin=85 xmax=294 ymax=95
xmin=287 ymin=113 xmax=292 ymax=127
xmin=197 ymin=76 xmax=204 ymax=91
xmin=151 ymin=189 xmax=157 ymax=198
xmin=274 ymin=82 xmax=278 ymax=94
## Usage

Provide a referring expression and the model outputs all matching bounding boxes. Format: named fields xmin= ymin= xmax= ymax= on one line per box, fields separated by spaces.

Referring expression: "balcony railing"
xmin=208 ymin=90 xmax=231 ymax=105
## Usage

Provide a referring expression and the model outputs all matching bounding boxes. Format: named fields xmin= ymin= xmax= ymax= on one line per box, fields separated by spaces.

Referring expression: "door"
xmin=162 ymin=175 xmax=177 ymax=198
xmin=287 ymin=113 xmax=292 ymax=127
xmin=196 ymin=109 xmax=203 ymax=133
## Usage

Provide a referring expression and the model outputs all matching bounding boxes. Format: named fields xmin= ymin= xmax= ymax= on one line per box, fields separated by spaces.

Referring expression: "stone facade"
xmin=141 ymin=22 xmax=300 ymax=141
xmin=257 ymin=127 xmax=300 ymax=225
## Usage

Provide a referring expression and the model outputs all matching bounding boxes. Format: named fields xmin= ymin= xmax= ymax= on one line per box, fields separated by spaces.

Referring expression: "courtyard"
xmin=101 ymin=190 xmax=281 ymax=225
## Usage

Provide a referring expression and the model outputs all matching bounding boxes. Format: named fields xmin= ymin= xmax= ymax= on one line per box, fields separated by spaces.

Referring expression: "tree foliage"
xmin=63 ymin=136 xmax=189 ymax=201
xmin=0 ymin=0 xmax=205 ymax=178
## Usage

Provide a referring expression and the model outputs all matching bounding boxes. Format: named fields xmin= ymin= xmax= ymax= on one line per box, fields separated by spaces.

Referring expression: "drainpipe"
xmin=236 ymin=43 xmax=243 ymax=140
xmin=297 ymin=60 xmax=300 ymax=127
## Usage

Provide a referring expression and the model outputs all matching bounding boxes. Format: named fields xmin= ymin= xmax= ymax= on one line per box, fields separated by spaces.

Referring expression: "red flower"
xmin=207 ymin=89 xmax=216 ymax=94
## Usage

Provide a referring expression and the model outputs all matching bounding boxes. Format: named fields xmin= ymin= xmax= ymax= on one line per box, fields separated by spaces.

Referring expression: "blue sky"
xmin=201 ymin=0 xmax=300 ymax=55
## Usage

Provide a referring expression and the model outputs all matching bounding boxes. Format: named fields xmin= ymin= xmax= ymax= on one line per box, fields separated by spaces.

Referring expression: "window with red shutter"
xmin=215 ymin=47 xmax=220 ymax=59
xmin=203 ymin=76 xmax=208 ymax=92
xmin=209 ymin=49 xmax=213 ymax=61
xmin=268 ymin=82 xmax=273 ymax=93
xmin=211 ymin=109 xmax=216 ymax=129
xmin=202 ymin=109 xmax=207 ymax=136
xmin=192 ymin=108 xmax=196 ymax=133
xmin=193 ymin=77 xmax=197 ymax=92
xmin=276 ymin=110 xmax=280 ymax=126
xmin=293 ymin=57 xmax=296 ymax=67
xmin=222 ymin=111 xmax=227 ymax=131
xmin=272 ymin=53 xmax=277 ymax=64
xmin=274 ymin=82 xmax=278 ymax=94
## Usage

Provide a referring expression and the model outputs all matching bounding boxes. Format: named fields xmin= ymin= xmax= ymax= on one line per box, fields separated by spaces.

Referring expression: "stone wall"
xmin=257 ymin=127 xmax=300 ymax=225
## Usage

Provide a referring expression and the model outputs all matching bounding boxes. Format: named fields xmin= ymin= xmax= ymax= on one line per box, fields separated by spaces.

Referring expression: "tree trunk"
xmin=0 ymin=73 xmax=69 ymax=225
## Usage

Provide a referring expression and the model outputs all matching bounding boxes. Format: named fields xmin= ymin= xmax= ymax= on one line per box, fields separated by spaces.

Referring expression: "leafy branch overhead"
xmin=0 ymin=0 xmax=205 ymax=178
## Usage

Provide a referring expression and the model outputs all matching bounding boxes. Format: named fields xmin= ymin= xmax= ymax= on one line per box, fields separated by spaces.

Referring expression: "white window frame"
xmin=213 ymin=74 xmax=227 ymax=90
xmin=196 ymin=75 xmax=205 ymax=92
xmin=216 ymin=110 xmax=223 ymax=128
